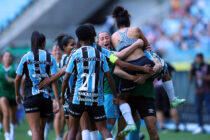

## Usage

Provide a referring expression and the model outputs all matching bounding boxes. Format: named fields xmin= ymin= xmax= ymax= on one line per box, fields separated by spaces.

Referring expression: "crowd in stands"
xmin=141 ymin=0 xmax=210 ymax=62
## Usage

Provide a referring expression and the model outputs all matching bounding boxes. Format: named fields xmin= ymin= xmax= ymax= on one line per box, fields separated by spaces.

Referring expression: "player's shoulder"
xmin=129 ymin=26 xmax=142 ymax=32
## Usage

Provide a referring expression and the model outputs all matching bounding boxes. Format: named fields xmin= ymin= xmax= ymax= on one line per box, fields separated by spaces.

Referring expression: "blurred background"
xmin=0 ymin=0 xmax=209 ymax=139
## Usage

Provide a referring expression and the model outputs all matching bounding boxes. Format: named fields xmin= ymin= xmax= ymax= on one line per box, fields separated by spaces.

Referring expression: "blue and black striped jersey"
xmin=66 ymin=46 xmax=109 ymax=106
xmin=16 ymin=50 xmax=57 ymax=97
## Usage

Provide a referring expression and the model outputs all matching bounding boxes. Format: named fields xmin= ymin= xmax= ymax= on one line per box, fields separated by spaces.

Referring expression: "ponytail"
xmin=31 ymin=31 xmax=40 ymax=57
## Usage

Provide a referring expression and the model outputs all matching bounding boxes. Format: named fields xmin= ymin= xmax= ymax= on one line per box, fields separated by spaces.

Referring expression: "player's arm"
xmin=38 ymin=67 xmax=66 ymax=89
xmin=61 ymin=54 xmax=76 ymax=104
xmin=189 ymin=63 xmax=195 ymax=82
xmin=15 ymin=55 xmax=26 ymax=105
xmin=97 ymin=45 xmax=153 ymax=74
xmin=50 ymin=56 xmax=60 ymax=113
xmin=113 ymin=57 xmax=153 ymax=74
xmin=15 ymin=74 xmax=23 ymax=105
xmin=136 ymin=27 xmax=152 ymax=51
xmin=61 ymin=72 xmax=71 ymax=104
xmin=115 ymin=39 xmax=144 ymax=60
xmin=104 ymin=71 xmax=118 ymax=98
xmin=114 ymin=65 xmax=137 ymax=81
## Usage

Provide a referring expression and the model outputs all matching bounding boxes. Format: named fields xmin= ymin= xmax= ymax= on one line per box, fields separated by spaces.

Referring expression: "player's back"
xmin=69 ymin=46 xmax=109 ymax=106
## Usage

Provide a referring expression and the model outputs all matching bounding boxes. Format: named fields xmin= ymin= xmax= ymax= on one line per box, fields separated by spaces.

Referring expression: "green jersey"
xmin=0 ymin=63 xmax=16 ymax=100
xmin=131 ymin=79 xmax=155 ymax=99
xmin=103 ymin=61 xmax=119 ymax=95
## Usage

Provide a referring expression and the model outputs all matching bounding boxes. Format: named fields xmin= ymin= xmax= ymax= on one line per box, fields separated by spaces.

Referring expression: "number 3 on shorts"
xmin=79 ymin=73 xmax=96 ymax=92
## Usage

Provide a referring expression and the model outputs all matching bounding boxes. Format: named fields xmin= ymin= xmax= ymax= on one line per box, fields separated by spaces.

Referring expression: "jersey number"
xmin=79 ymin=73 xmax=96 ymax=91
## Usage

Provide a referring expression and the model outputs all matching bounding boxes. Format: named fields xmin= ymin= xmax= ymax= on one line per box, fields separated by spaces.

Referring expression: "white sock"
xmin=10 ymin=123 xmax=15 ymax=140
xmin=4 ymin=132 xmax=10 ymax=140
xmin=162 ymin=80 xmax=176 ymax=101
xmin=105 ymin=138 xmax=113 ymax=140
xmin=90 ymin=131 xmax=99 ymax=140
xmin=119 ymin=103 xmax=135 ymax=125
xmin=82 ymin=129 xmax=91 ymax=140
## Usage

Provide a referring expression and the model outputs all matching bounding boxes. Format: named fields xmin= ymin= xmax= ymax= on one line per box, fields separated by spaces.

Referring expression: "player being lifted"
xmin=111 ymin=6 xmax=186 ymax=136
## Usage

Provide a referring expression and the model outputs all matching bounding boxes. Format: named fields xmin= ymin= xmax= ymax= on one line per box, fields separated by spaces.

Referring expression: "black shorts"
xmin=119 ymin=56 xmax=155 ymax=92
xmin=155 ymin=86 xmax=170 ymax=113
xmin=8 ymin=99 xmax=17 ymax=106
xmin=128 ymin=96 xmax=156 ymax=119
xmin=68 ymin=103 xmax=106 ymax=122
xmin=23 ymin=94 xmax=53 ymax=118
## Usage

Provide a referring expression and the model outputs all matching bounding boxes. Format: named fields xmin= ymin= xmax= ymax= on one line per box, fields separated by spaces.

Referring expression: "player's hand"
xmin=135 ymin=39 xmax=144 ymax=47
xmin=38 ymin=77 xmax=51 ymax=89
xmin=142 ymin=64 xmax=154 ymax=74
xmin=134 ymin=74 xmax=147 ymax=84
xmin=16 ymin=94 xmax=23 ymax=105
xmin=7 ymin=77 xmax=15 ymax=83
xmin=113 ymin=96 xmax=119 ymax=105
xmin=53 ymin=100 xmax=60 ymax=114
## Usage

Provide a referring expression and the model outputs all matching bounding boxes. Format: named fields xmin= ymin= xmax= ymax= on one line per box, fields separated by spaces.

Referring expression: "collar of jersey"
xmin=80 ymin=45 xmax=92 ymax=49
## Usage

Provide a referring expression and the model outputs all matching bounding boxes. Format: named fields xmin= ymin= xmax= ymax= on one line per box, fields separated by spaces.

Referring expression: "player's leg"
xmin=53 ymin=101 xmax=62 ymax=140
xmin=133 ymin=96 xmax=159 ymax=140
xmin=0 ymin=97 xmax=10 ymax=140
xmin=118 ymin=95 xmax=136 ymax=137
xmin=99 ymin=94 xmax=119 ymax=140
xmin=68 ymin=103 xmax=83 ymax=140
xmin=170 ymin=108 xmax=179 ymax=132
xmin=80 ymin=112 xmax=91 ymax=140
xmin=144 ymin=116 xmax=159 ymax=140
xmin=26 ymin=112 xmax=41 ymax=140
xmin=90 ymin=122 xmax=99 ymax=140
xmin=128 ymin=111 xmax=142 ymax=140
xmin=63 ymin=118 xmax=69 ymax=140
xmin=95 ymin=120 xmax=113 ymax=140
xmin=67 ymin=115 xmax=80 ymax=140
xmin=9 ymin=101 xmax=17 ymax=140
xmin=40 ymin=118 xmax=47 ymax=140
xmin=162 ymin=70 xmax=186 ymax=107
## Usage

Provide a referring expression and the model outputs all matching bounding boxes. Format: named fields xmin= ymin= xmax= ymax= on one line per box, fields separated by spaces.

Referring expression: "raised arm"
xmin=115 ymin=39 xmax=144 ymax=60
xmin=136 ymin=27 xmax=152 ymax=51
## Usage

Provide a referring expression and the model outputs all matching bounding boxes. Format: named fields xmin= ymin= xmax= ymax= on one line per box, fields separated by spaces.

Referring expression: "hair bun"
xmin=112 ymin=6 xmax=130 ymax=18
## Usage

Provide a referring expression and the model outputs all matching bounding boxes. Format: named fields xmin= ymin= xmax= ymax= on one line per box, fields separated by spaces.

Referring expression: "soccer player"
xmin=97 ymin=31 xmax=120 ymax=139
xmin=54 ymin=34 xmax=82 ymax=140
xmin=15 ymin=31 xmax=60 ymax=140
xmin=111 ymin=6 xmax=186 ymax=136
xmin=0 ymin=51 xmax=16 ymax=140
xmin=51 ymin=45 xmax=65 ymax=140
xmin=61 ymin=25 xmax=117 ymax=140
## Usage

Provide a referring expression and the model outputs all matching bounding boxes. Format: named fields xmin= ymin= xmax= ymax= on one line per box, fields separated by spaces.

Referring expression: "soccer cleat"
xmin=170 ymin=97 xmax=186 ymax=108
xmin=118 ymin=124 xmax=137 ymax=137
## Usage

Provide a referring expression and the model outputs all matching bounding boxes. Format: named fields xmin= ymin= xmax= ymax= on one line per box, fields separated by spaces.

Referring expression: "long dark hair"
xmin=54 ymin=34 xmax=74 ymax=51
xmin=112 ymin=6 xmax=130 ymax=28
xmin=39 ymin=33 xmax=46 ymax=48
xmin=31 ymin=31 xmax=40 ymax=57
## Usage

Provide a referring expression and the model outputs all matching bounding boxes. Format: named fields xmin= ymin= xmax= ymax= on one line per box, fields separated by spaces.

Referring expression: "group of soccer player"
xmin=14 ymin=6 xmax=186 ymax=140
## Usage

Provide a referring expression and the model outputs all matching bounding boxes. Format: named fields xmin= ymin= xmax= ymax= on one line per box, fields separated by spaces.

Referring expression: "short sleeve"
xmin=16 ymin=55 xmax=27 ymax=75
xmin=50 ymin=55 xmax=57 ymax=75
xmin=101 ymin=54 xmax=110 ymax=72
xmin=66 ymin=54 xmax=76 ymax=74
